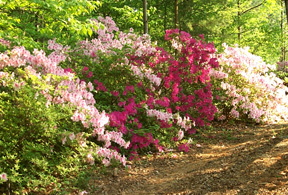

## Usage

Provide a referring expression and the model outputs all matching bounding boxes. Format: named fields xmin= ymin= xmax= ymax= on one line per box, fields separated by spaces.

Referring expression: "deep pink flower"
xmin=87 ymin=71 xmax=93 ymax=78
xmin=82 ymin=66 xmax=89 ymax=72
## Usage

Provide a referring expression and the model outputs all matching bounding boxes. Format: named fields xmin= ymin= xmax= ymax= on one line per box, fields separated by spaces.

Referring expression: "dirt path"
xmin=91 ymin=123 xmax=288 ymax=195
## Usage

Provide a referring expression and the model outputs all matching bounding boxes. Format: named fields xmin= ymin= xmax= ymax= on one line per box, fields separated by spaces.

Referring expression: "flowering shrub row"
xmin=53 ymin=17 xmax=219 ymax=161
xmin=2 ymin=16 xmax=288 ymax=193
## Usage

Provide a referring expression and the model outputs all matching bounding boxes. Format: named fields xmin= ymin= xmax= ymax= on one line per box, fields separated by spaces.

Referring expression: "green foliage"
xmin=0 ymin=68 xmax=91 ymax=194
xmin=0 ymin=0 xmax=97 ymax=51
xmin=94 ymin=0 xmax=284 ymax=64
xmin=94 ymin=0 xmax=143 ymax=33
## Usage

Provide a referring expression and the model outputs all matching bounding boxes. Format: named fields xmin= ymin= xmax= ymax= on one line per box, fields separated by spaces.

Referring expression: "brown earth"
xmin=89 ymin=122 xmax=288 ymax=195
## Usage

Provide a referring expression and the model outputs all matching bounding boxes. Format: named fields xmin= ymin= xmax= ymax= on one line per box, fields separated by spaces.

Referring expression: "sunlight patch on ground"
xmin=274 ymin=139 xmax=288 ymax=148
xmin=253 ymin=156 xmax=282 ymax=167
xmin=126 ymin=167 xmax=154 ymax=176
xmin=210 ymin=145 xmax=227 ymax=149
xmin=199 ymin=167 xmax=226 ymax=174
xmin=196 ymin=153 xmax=228 ymax=159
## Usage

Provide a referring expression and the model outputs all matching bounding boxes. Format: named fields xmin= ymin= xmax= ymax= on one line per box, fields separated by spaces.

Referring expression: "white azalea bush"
xmin=210 ymin=44 xmax=288 ymax=123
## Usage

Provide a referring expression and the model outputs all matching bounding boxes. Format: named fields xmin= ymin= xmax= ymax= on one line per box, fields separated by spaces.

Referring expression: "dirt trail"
xmin=92 ymin=123 xmax=288 ymax=195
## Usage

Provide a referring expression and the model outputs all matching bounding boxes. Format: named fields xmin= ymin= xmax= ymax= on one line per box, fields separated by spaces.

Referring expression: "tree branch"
xmin=240 ymin=3 xmax=263 ymax=15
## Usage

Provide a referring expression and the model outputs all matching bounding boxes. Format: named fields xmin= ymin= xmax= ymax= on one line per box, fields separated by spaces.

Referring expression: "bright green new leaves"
xmin=0 ymin=0 xmax=97 ymax=50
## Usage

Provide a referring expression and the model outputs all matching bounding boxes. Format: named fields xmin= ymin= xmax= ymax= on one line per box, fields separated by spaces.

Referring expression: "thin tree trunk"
xmin=164 ymin=0 xmax=167 ymax=31
xmin=238 ymin=0 xmax=241 ymax=45
xmin=282 ymin=0 xmax=286 ymax=62
xmin=143 ymin=0 xmax=148 ymax=34
xmin=175 ymin=0 xmax=179 ymax=29
xmin=285 ymin=0 xmax=288 ymax=24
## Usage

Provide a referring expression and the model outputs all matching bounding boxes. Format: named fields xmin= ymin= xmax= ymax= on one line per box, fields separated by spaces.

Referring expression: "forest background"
xmin=1 ymin=0 xmax=287 ymax=64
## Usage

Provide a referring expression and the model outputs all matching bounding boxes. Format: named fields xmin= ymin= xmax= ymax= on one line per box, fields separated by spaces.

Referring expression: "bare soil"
xmin=91 ymin=123 xmax=288 ymax=195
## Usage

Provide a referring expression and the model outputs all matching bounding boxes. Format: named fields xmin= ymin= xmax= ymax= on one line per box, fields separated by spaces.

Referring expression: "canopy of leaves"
xmin=0 ymin=0 xmax=99 ymax=50
xmin=94 ymin=0 xmax=284 ymax=64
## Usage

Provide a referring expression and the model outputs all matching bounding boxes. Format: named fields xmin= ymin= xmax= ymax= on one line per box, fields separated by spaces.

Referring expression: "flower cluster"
xmin=0 ymin=38 xmax=10 ymax=48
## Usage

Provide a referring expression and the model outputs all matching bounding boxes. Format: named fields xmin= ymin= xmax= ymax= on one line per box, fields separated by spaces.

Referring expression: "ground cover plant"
xmin=1 ymin=16 xmax=288 ymax=194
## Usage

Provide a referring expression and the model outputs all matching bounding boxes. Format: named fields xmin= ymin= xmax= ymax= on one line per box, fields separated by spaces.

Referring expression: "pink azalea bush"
xmin=210 ymin=44 xmax=288 ymax=123
xmin=0 ymin=43 xmax=129 ymax=192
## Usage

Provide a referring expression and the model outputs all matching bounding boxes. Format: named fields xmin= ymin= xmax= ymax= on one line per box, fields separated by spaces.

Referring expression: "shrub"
xmin=0 ymin=45 xmax=128 ymax=193
xmin=210 ymin=44 xmax=288 ymax=123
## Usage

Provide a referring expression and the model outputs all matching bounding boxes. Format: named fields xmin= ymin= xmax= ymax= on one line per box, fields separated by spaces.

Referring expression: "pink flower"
xmin=87 ymin=71 xmax=93 ymax=78
xmin=61 ymin=136 xmax=67 ymax=145
xmin=178 ymin=130 xmax=184 ymax=140
xmin=79 ymin=191 xmax=88 ymax=195
xmin=87 ymin=153 xmax=95 ymax=165
xmin=102 ymin=158 xmax=110 ymax=166
xmin=138 ymin=123 xmax=142 ymax=129
xmin=110 ymin=91 xmax=119 ymax=97
xmin=0 ymin=173 xmax=7 ymax=181
xmin=87 ymin=82 xmax=93 ymax=91
xmin=69 ymin=133 xmax=75 ymax=141
xmin=178 ymin=143 xmax=190 ymax=152
xmin=82 ymin=66 xmax=89 ymax=72
xmin=120 ymin=156 xmax=126 ymax=166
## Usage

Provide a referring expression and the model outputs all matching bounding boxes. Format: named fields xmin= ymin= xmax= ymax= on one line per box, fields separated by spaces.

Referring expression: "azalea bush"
xmin=210 ymin=44 xmax=288 ymax=123
xmin=129 ymin=29 xmax=219 ymax=150
xmin=0 ymin=44 xmax=129 ymax=193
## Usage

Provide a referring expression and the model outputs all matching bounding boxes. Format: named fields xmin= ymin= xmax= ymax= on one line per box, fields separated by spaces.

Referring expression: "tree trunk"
xmin=282 ymin=0 xmax=286 ymax=61
xmin=164 ymin=0 xmax=167 ymax=31
xmin=285 ymin=0 xmax=288 ymax=24
xmin=238 ymin=0 xmax=241 ymax=45
xmin=143 ymin=0 xmax=148 ymax=34
xmin=175 ymin=0 xmax=179 ymax=29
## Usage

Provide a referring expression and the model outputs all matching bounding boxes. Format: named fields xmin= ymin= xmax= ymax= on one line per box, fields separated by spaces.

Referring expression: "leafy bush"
xmin=0 ymin=70 xmax=81 ymax=193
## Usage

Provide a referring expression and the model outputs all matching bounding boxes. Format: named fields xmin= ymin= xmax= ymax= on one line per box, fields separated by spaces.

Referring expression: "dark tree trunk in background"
xmin=282 ymin=0 xmax=286 ymax=61
xmin=164 ymin=0 xmax=167 ymax=31
xmin=143 ymin=0 xmax=148 ymax=34
xmin=175 ymin=0 xmax=179 ymax=29
xmin=285 ymin=0 xmax=288 ymax=24
xmin=238 ymin=0 xmax=241 ymax=45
